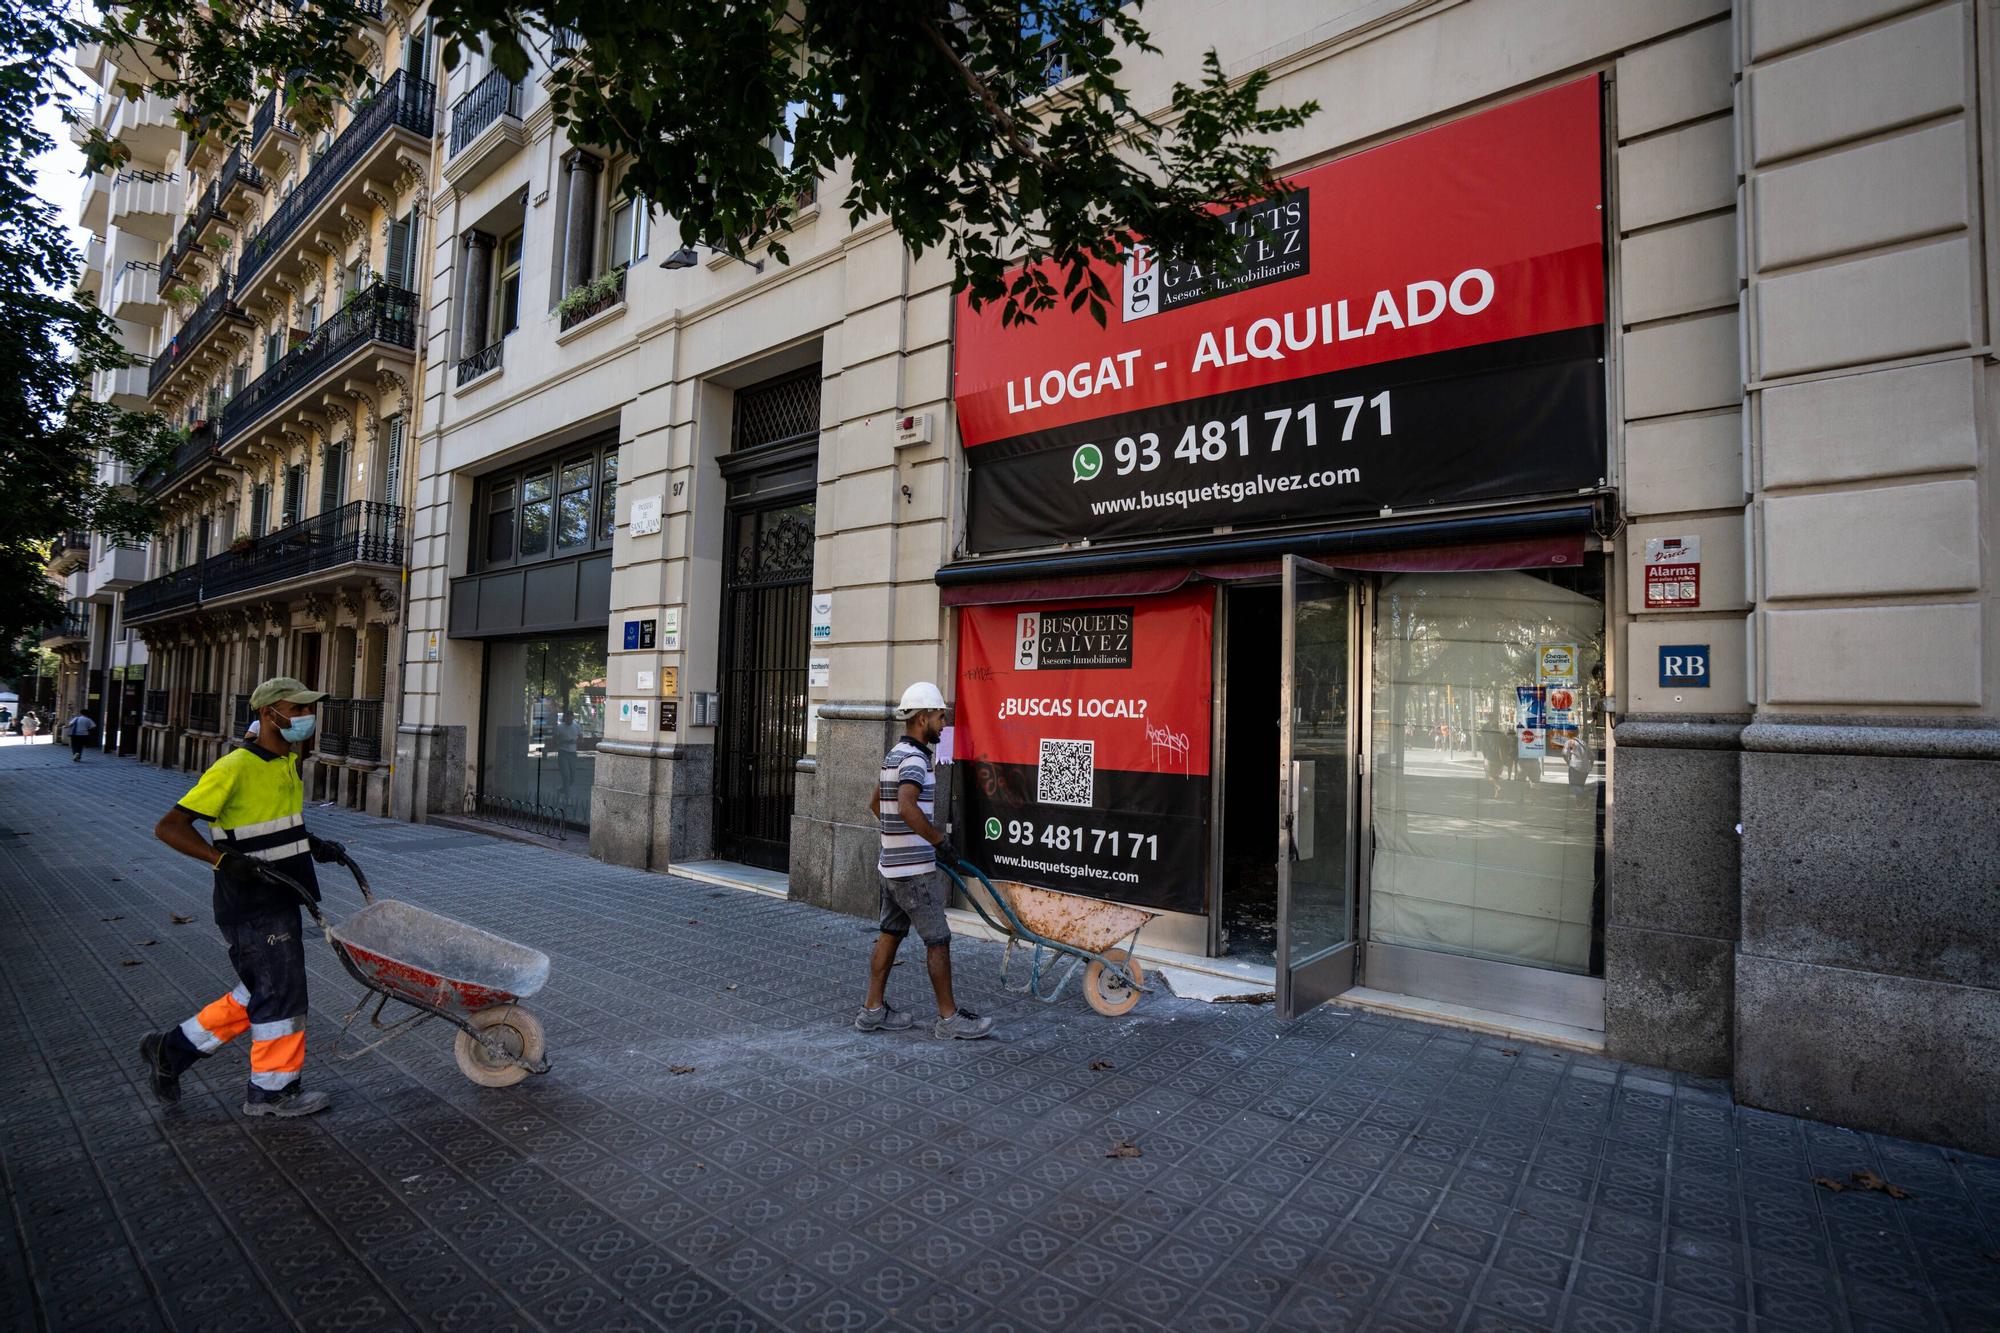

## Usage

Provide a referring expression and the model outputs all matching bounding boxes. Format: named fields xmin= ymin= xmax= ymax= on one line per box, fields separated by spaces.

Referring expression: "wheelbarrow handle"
xmin=249 ymin=849 xmax=374 ymax=930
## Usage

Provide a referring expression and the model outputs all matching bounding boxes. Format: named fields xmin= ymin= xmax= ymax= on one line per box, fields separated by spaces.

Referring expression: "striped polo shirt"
xmin=178 ymin=744 xmax=319 ymax=922
xmin=878 ymin=737 xmax=937 ymax=879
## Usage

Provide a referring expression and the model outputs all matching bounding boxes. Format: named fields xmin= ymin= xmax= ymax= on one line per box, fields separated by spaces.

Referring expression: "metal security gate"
xmin=715 ymin=367 xmax=821 ymax=869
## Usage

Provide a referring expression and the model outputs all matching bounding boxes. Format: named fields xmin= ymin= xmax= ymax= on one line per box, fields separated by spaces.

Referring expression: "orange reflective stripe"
xmin=249 ymin=1031 xmax=306 ymax=1074
xmin=196 ymin=993 xmax=251 ymax=1043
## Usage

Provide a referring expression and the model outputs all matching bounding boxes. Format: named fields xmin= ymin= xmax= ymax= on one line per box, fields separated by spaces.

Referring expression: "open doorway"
xmin=1220 ymin=584 xmax=1281 ymax=963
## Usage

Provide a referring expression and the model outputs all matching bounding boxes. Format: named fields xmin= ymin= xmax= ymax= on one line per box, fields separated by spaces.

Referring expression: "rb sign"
xmin=1659 ymin=645 xmax=1710 ymax=688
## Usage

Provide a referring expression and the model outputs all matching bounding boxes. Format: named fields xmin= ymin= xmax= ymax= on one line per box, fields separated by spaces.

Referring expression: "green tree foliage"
xmin=94 ymin=0 xmax=1316 ymax=326
xmin=0 ymin=0 xmax=176 ymax=679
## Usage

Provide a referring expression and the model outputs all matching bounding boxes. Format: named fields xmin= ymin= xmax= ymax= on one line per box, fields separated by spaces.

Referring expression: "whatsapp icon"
xmin=983 ymin=817 xmax=1002 ymax=840
xmin=1072 ymin=443 xmax=1104 ymax=483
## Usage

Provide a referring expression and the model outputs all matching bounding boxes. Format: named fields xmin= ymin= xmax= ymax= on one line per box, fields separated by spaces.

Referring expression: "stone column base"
xmin=791 ymin=705 xmax=924 ymax=920
xmin=393 ymin=724 xmax=466 ymax=824
xmin=1737 ymin=718 xmax=2000 ymax=1154
xmin=1604 ymin=715 xmax=1745 ymax=1077
xmin=589 ymin=741 xmax=713 ymax=870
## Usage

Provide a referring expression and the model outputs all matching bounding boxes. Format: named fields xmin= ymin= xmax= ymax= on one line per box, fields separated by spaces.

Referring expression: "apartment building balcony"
xmin=444 ymin=69 xmax=523 ymax=192
xmin=188 ymin=690 xmax=222 ymax=736
xmin=136 ymin=423 xmax=230 ymax=504
xmin=78 ymin=236 xmax=106 ymax=299
xmin=76 ymin=41 xmax=106 ymax=82
xmin=106 ymin=88 xmax=179 ymax=165
xmin=86 ymin=543 xmax=148 ymax=600
xmin=148 ymin=279 xmax=253 ymax=402
xmin=94 ymin=356 xmax=153 ymax=409
xmin=110 ymin=262 xmax=165 ymax=325
xmin=39 ymin=614 xmax=88 ymax=648
xmin=189 ymin=177 xmax=233 ymax=255
xmin=121 ymin=501 xmax=405 ymax=627
xmin=109 ymin=170 xmax=176 ymax=242
xmin=80 ymin=169 xmax=111 ymax=234
xmin=217 ymin=150 xmax=264 ymax=215
xmin=47 ymin=532 xmax=90 ymax=577
xmin=235 ymin=70 xmax=434 ymax=299
xmin=218 ymin=280 xmax=417 ymax=452
xmin=316 ymin=697 xmax=386 ymax=762
xmin=249 ymin=91 xmax=299 ymax=174
xmin=122 ymin=563 xmax=200 ymax=625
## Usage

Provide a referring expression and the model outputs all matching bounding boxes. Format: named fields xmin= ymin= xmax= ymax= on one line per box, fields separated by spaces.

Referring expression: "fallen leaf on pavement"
xmin=139 ymin=939 xmax=157 ymax=947
xmin=1106 ymin=1140 xmax=1142 ymax=1159
xmin=1089 ymin=1060 xmax=1114 ymax=1072
xmin=669 ymin=1065 xmax=695 ymax=1075
xmin=102 ymin=915 xmax=123 ymax=922
xmin=1850 ymin=1171 xmax=1913 ymax=1200
xmin=171 ymin=913 xmax=193 ymax=924
xmin=724 ymin=984 xmax=737 ymax=991
xmin=1499 ymin=1048 xmax=1520 ymax=1057
xmin=1813 ymin=1176 xmax=1846 ymax=1192
xmin=119 ymin=959 xmax=141 ymax=967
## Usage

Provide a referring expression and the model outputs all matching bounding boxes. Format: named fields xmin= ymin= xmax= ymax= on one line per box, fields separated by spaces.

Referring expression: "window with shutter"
xmin=250 ymin=482 xmax=269 ymax=535
xmin=282 ymin=464 xmax=302 ymax=526
xmin=320 ymin=442 xmax=348 ymax=513
xmin=385 ymin=211 xmax=412 ymax=291
xmin=381 ymin=415 xmax=405 ymax=502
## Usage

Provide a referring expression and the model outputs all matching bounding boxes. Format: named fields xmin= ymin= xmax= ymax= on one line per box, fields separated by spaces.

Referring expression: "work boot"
xmin=855 ymin=1003 xmax=915 ymax=1032
xmin=242 ymin=1089 xmax=330 ymax=1118
xmin=934 ymin=1009 xmax=995 ymax=1040
xmin=137 ymin=1032 xmax=180 ymax=1105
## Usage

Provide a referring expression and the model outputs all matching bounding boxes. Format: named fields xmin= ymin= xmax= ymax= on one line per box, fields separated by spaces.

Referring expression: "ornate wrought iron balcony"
xmin=138 ymin=422 xmax=221 ymax=497
xmin=449 ymin=69 xmax=520 ymax=158
xmin=237 ymin=69 xmax=434 ymax=288
xmin=148 ymin=281 xmax=251 ymax=398
xmin=219 ymin=281 xmax=417 ymax=441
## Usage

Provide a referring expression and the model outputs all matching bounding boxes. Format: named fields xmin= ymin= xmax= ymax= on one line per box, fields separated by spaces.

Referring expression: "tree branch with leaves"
xmin=93 ymin=0 xmax=1317 ymax=327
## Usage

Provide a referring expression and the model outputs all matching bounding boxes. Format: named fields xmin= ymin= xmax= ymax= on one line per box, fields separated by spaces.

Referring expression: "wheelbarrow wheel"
xmin=1083 ymin=948 xmax=1144 ymax=1017
xmin=454 ymin=1004 xmax=545 ymax=1088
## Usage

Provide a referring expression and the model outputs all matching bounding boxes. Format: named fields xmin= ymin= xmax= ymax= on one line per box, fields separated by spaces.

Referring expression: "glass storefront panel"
xmin=1368 ymin=567 xmax=1606 ymax=976
xmin=480 ymin=634 xmax=608 ymax=828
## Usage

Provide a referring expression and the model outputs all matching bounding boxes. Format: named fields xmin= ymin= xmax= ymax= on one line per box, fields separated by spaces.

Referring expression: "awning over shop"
xmin=937 ymin=506 xmax=1595 ymax=606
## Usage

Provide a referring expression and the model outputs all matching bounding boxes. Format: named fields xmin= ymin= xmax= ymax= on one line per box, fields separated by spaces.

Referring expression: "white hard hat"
xmin=894 ymin=681 xmax=947 ymax=718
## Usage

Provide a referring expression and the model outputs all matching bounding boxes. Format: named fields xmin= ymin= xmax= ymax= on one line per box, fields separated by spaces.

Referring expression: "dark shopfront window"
xmin=474 ymin=435 xmax=619 ymax=572
xmin=480 ymin=633 xmax=608 ymax=829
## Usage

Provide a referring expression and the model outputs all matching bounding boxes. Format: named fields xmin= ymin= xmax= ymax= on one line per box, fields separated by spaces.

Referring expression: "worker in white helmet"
xmin=857 ymin=681 xmax=994 ymax=1039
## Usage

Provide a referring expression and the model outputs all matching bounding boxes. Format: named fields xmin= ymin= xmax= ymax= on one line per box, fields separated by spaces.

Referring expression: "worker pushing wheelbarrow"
xmin=938 ymin=859 xmax=1156 ymax=1016
xmin=263 ymin=854 xmax=555 ymax=1087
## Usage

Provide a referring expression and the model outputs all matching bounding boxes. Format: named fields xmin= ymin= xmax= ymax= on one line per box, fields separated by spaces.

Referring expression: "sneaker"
xmin=933 ymin=1009 xmax=994 ymax=1040
xmin=242 ymin=1089 xmax=331 ymax=1118
xmin=137 ymin=1032 xmax=179 ymax=1105
xmin=855 ymin=1004 xmax=915 ymax=1032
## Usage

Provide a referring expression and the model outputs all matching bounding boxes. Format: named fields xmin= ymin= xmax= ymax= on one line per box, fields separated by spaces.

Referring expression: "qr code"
xmin=1036 ymin=738 xmax=1095 ymax=808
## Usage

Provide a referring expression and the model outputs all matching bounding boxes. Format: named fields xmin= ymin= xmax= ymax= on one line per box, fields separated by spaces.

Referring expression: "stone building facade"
xmin=73 ymin=0 xmax=1999 ymax=1152
xmin=77 ymin=10 xmax=431 ymax=811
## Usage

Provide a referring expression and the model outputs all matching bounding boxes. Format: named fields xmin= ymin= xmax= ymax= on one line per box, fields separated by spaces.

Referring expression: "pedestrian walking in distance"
xmin=63 ymin=710 xmax=96 ymax=761
xmin=857 ymin=681 xmax=994 ymax=1040
xmin=137 ymin=677 xmax=350 ymax=1117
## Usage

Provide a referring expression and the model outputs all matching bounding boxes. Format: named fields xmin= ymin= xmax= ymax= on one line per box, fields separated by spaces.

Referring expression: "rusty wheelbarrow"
xmin=260 ymin=855 xmax=553 ymax=1087
xmin=938 ymin=860 xmax=1155 ymax=1016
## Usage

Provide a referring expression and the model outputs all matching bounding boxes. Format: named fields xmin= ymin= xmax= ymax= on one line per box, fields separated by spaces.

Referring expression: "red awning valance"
xmin=939 ymin=534 xmax=1586 ymax=606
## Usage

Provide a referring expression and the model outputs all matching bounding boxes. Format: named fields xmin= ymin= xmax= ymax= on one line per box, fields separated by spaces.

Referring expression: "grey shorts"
xmin=878 ymin=869 xmax=951 ymax=947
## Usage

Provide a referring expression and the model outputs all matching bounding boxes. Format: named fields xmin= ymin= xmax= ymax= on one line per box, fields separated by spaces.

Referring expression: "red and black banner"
xmin=957 ymin=590 xmax=1212 ymax=913
xmin=953 ymin=76 xmax=1607 ymax=554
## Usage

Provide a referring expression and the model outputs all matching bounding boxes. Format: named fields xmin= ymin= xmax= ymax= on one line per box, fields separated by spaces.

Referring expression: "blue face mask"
xmin=277 ymin=713 xmax=316 ymax=743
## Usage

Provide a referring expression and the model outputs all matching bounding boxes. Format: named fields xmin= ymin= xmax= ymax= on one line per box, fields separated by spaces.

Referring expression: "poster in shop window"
xmin=956 ymin=589 xmax=1211 ymax=914
xmin=952 ymin=76 xmax=1608 ymax=554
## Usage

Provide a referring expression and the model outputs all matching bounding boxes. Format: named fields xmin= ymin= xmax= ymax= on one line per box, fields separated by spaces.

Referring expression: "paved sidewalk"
xmin=0 ymin=745 xmax=1994 ymax=1333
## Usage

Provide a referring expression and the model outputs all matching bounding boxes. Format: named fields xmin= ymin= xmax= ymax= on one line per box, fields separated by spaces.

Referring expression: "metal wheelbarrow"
xmin=261 ymin=854 xmax=553 ymax=1087
xmin=938 ymin=860 xmax=1155 ymax=1016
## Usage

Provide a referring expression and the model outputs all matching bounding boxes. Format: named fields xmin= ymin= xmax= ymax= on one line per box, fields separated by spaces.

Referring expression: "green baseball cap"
xmin=248 ymin=676 xmax=329 ymax=710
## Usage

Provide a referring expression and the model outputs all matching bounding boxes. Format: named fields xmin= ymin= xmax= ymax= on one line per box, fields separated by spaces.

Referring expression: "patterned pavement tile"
xmin=2 ymin=741 xmax=1997 ymax=1331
